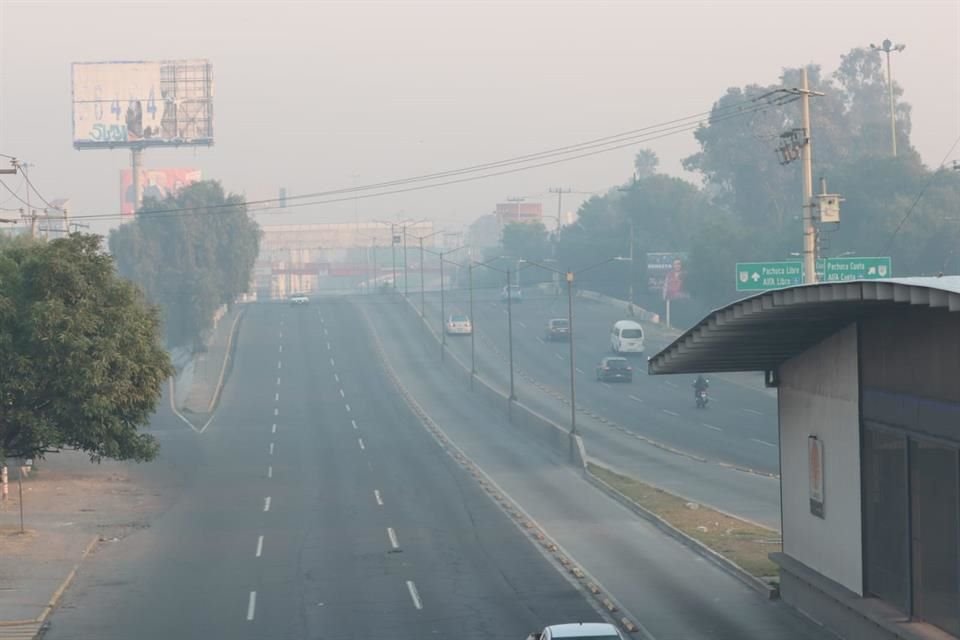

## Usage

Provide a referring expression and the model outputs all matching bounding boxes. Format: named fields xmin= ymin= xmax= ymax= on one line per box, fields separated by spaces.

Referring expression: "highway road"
xmin=357 ymin=294 xmax=830 ymax=640
xmin=423 ymin=285 xmax=779 ymax=472
xmin=44 ymin=302 xmax=602 ymax=640
xmin=402 ymin=286 xmax=782 ymax=529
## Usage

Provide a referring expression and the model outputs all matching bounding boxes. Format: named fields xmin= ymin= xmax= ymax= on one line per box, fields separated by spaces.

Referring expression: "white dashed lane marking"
xmin=255 ymin=535 xmax=263 ymax=558
xmin=629 ymin=395 xmax=644 ymax=403
xmin=263 ymin=497 xmax=271 ymax=512
xmin=374 ymin=489 xmax=383 ymax=506
xmin=351 ymin=419 xmax=358 ymax=430
xmin=269 ymin=442 xmax=274 ymax=455
xmin=406 ymin=580 xmax=423 ymax=610
xmin=272 ymin=423 xmax=277 ymax=434
xmin=345 ymin=404 xmax=351 ymax=413
xmin=751 ymin=438 xmax=777 ymax=448
xmin=744 ymin=408 xmax=763 ymax=416
xmin=662 ymin=409 xmax=680 ymax=417
xmin=246 ymin=591 xmax=256 ymax=621
xmin=701 ymin=423 xmax=722 ymax=432
xmin=267 ymin=466 xmax=273 ymax=479
xmin=358 ymin=438 xmax=365 ymax=451
xmin=387 ymin=527 xmax=399 ymax=550
xmin=339 ymin=388 xmax=345 ymax=398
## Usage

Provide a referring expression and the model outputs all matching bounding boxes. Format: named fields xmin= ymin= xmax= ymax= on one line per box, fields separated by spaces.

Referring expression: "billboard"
xmin=647 ymin=252 xmax=689 ymax=300
xmin=72 ymin=59 xmax=214 ymax=149
xmin=120 ymin=168 xmax=202 ymax=215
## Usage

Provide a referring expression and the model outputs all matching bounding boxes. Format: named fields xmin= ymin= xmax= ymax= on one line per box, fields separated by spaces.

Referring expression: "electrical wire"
xmin=21 ymin=170 xmax=61 ymax=211
xmin=881 ymin=132 xmax=960 ymax=253
xmin=73 ymin=96 xmax=796 ymax=224
xmin=0 ymin=178 xmax=31 ymax=209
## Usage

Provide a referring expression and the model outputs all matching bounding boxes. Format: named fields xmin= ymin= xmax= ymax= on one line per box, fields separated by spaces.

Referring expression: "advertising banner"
xmin=120 ymin=168 xmax=201 ymax=215
xmin=72 ymin=60 xmax=213 ymax=149
xmin=647 ymin=252 xmax=688 ymax=300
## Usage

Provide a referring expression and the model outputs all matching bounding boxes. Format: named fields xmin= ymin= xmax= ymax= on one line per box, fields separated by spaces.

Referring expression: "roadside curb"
xmin=584 ymin=468 xmax=779 ymax=601
xmin=0 ymin=534 xmax=99 ymax=639
xmin=169 ymin=305 xmax=246 ymax=434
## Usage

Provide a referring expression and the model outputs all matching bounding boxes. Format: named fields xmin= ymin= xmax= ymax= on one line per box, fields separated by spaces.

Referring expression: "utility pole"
xmin=800 ymin=68 xmax=820 ymax=284
xmin=628 ymin=218 xmax=635 ymax=314
xmin=871 ymin=39 xmax=906 ymax=157
xmin=20 ymin=162 xmax=36 ymax=238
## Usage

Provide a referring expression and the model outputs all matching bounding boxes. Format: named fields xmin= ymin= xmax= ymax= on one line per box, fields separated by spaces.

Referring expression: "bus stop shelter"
xmin=649 ymin=278 xmax=960 ymax=640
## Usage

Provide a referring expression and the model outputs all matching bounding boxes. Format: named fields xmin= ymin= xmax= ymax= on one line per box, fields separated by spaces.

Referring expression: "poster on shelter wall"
xmin=809 ymin=435 xmax=825 ymax=518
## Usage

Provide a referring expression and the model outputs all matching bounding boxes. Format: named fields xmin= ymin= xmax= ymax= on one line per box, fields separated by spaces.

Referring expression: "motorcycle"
xmin=695 ymin=388 xmax=709 ymax=409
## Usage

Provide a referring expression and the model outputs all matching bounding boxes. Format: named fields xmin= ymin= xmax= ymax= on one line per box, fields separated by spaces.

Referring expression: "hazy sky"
xmin=1 ymin=0 xmax=958 ymax=236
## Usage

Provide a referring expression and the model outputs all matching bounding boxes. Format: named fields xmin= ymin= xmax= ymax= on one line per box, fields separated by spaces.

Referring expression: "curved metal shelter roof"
xmin=648 ymin=277 xmax=960 ymax=375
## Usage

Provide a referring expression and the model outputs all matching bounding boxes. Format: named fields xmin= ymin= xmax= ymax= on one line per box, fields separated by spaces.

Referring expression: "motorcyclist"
xmin=693 ymin=375 xmax=709 ymax=395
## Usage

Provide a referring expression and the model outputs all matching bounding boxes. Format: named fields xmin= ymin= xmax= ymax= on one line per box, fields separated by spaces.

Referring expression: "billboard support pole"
xmin=131 ymin=148 xmax=144 ymax=213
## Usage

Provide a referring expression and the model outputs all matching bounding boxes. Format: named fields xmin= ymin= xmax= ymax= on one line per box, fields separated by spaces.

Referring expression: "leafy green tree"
xmin=110 ymin=181 xmax=261 ymax=349
xmin=501 ymin=221 xmax=550 ymax=262
xmin=0 ymin=234 xmax=172 ymax=463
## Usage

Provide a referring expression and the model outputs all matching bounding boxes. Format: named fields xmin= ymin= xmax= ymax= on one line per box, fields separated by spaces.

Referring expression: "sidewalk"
xmin=0 ymin=451 xmax=164 ymax=637
xmin=177 ymin=304 xmax=245 ymax=423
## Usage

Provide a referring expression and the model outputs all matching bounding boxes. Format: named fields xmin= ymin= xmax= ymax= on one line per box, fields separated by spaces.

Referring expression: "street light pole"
xmin=440 ymin=251 xmax=446 ymax=361
xmin=403 ymin=226 xmax=409 ymax=297
xmin=566 ymin=271 xmax=577 ymax=436
xmin=391 ymin=224 xmax=397 ymax=291
xmin=506 ymin=267 xmax=516 ymax=401
xmin=469 ymin=263 xmax=476 ymax=389
xmin=872 ymin=39 xmax=906 ymax=157
xmin=419 ymin=238 xmax=426 ymax=318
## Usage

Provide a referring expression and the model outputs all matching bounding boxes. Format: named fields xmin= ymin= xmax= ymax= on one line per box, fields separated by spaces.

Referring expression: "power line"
xmin=881 ymin=132 xmax=960 ymax=253
xmin=0 ymin=176 xmax=25 ymax=207
xmin=0 ymin=178 xmax=31 ymax=209
xmin=21 ymin=170 xmax=61 ymax=211
xmin=73 ymin=97 xmax=793 ymax=223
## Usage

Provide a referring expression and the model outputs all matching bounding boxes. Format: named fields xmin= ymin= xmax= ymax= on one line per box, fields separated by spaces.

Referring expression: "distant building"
xmin=495 ymin=201 xmax=543 ymax=226
xmin=467 ymin=214 xmax=500 ymax=249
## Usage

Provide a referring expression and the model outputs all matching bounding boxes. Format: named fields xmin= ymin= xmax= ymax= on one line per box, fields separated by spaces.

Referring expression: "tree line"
xmin=494 ymin=47 xmax=960 ymax=327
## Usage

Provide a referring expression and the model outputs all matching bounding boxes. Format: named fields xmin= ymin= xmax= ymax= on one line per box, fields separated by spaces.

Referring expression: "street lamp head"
xmin=894 ymin=44 xmax=906 ymax=52
xmin=882 ymin=38 xmax=892 ymax=50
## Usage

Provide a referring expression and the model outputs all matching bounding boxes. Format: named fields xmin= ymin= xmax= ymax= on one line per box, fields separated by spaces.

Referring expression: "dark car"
xmin=596 ymin=356 xmax=633 ymax=382
xmin=545 ymin=318 xmax=570 ymax=341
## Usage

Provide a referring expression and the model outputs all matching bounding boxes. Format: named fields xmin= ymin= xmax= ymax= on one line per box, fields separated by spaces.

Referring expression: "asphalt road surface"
xmin=45 ymin=302 xmax=601 ymax=640
xmin=407 ymin=287 xmax=782 ymax=529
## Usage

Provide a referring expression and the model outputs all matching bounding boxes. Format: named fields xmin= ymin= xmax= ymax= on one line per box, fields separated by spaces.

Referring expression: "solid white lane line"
xmin=246 ymin=591 xmax=256 ymax=621
xmin=358 ymin=438 xmax=365 ymax=451
xmin=339 ymin=388 xmax=345 ymax=398
xmin=374 ymin=489 xmax=383 ymax=506
xmin=387 ymin=527 xmax=399 ymax=549
xmin=267 ymin=466 xmax=273 ymax=479
xmin=345 ymin=403 xmax=351 ymax=413
xmin=518 ymin=321 xmax=527 ymax=328
xmin=269 ymin=442 xmax=274 ymax=455
xmin=351 ymin=419 xmax=358 ymax=430
xmin=255 ymin=535 xmax=263 ymax=558
xmin=744 ymin=408 xmax=763 ymax=416
xmin=330 ymin=358 xmax=335 ymax=367
xmin=554 ymin=353 xmax=564 ymax=360
xmin=274 ymin=408 xmax=279 ymax=416
xmin=575 ymin=367 xmax=584 ymax=374
xmin=662 ymin=409 xmax=680 ymax=417
xmin=751 ymin=438 xmax=777 ymax=448
xmin=629 ymin=395 xmax=644 ymax=403
xmin=277 ymin=361 xmax=282 ymax=370
xmin=275 ymin=392 xmax=279 ymax=402
xmin=263 ymin=497 xmax=271 ymax=512
xmin=701 ymin=422 xmax=722 ymax=432
xmin=406 ymin=580 xmax=423 ymax=610
xmin=272 ymin=423 xmax=277 ymax=434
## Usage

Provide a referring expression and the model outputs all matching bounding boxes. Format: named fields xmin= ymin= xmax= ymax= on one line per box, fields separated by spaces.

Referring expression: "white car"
xmin=527 ymin=622 xmax=624 ymax=640
xmin=445 ymin=313 xmax=472 ymax=335
xmin=610 ymin=320 xmax=644 ymax=354
xmin=289 ymin=295 xmax=309 ymax=306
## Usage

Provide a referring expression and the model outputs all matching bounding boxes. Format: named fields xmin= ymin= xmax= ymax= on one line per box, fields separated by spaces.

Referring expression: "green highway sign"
xmin=821 ymin=256 xmax=892 ymax=282
xmin=736 ymin=261 xmax=804 ymax=291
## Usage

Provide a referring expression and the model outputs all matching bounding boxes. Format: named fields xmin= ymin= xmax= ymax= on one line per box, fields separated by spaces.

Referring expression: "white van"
xmin=610 ymin=320 xmax=645 ymax=354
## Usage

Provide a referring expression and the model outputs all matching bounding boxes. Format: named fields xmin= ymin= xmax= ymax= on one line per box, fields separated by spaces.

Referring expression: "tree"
xmin=0 ymin=234 xmax=172 ymax=463
xmin=502 ymin=221 xmax=550 ymax=262
xmin=110 ymin=181 xmax=261 ymax=349
xmin=633 ymin=149 xmax=659 ymax=180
